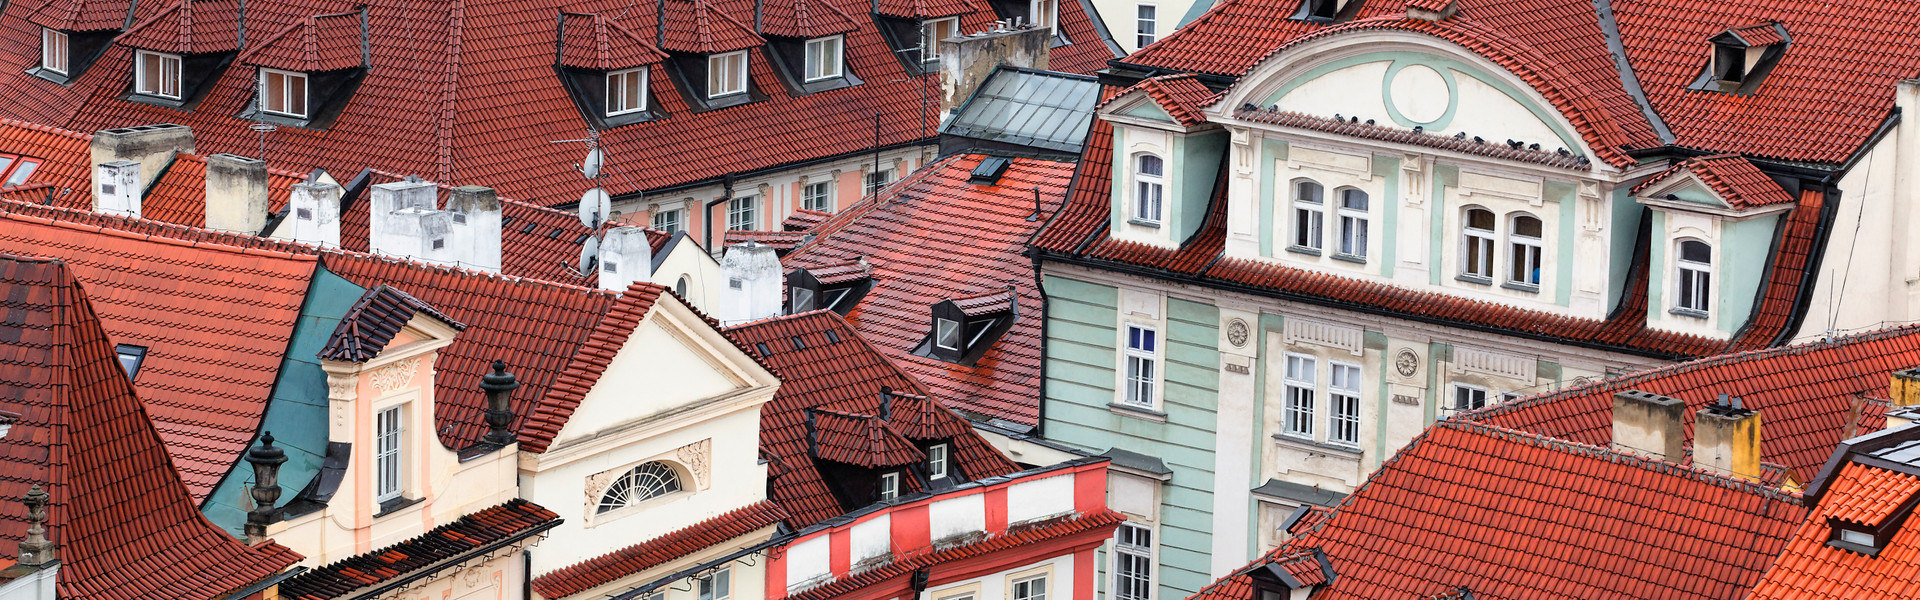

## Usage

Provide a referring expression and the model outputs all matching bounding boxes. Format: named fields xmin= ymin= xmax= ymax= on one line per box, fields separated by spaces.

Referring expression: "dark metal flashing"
xmin=218 ymin=567 xmax=308 ymax=600
xmin=1070 ymin=0 xmax=1126 ymax=61
xmin=344 ymin=517 xmax=561 ymax=600
xmin=1251 ymin=478 xmax=1345 ymax=507
xmin=1098 ymin=447 xmax=1172 ymax=475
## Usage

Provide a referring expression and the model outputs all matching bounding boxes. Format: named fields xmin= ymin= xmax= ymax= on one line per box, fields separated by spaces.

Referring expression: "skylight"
xmin=115 ymin=344 xmax=147 ymax=379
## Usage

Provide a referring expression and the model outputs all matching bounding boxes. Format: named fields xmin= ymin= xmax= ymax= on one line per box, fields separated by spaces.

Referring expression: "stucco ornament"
xmin=1395 ymin=348 xmax=1420 ymax=377
xmin=676 ymin=438 xmax=712 ymax=488
xmin=370 ymin=356 xmax=422 ymax=393
xmin=1226 ymin=318 xmax=1250 ymax=348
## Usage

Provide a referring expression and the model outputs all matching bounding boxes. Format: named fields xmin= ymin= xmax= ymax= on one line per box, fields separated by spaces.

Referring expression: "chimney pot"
xmin=204 ymin=154 xmax=271 ymax=234
xmin=369 ymin=179 xmax=456 ymax=265
xmin=1695 ymin=395 xmax=1763 ymax=481
xmin=479 ymin=361 xmax=520 ymax=446
xmin=93 ymin=160 xmax=142 ymax=217
xmin=718 ymin=241 xmax=783 ymax=325
xmin=1611 ymin=390 xmax=1687 ymax=462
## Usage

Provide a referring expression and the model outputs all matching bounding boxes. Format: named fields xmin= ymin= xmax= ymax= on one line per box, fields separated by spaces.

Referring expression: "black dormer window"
xmin=787 ymin=264 xmax=873 ymax=315
xmin=1293 ymin=0 xmax=1360 ymax=22
xmin=919 ymin=291 xmax=1017 ymax=364
xmin=134 ymin=50 xmax=183 ymax=98
xmin=607 ymin=67 xmax=649 ymax=115
xmin=31 ymin=27 xmax=116 ymax=84
xmin=1695 ymin=23 xmax=1788 ymax=94
xmin=763 ymin=35 xmax=862 ymax=96
xmin=1713 ymin=44 xmax=1745 ymax=83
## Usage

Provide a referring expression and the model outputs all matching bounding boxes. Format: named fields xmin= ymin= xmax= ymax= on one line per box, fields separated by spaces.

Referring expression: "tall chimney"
xmin=1611 ymin=390 xmax=1686 ymax=462
xmin=1890 ymin=368 xmax=1920 ymax=407
xmin=1695 ymin=394 xmax=1762 ymax=481
xmin=446 ymin=185 xmax=503 ymax=273
xmin=717 ymin=241 xmax=783 ymax=325
xmin=16 ymin=485 xmax=52 ymax=566
xmin=937 ymin=26 xmax=1050 ymax=116
xmin=479 ymin=361 xmax=519 ymax=446
xmin=280 ymin=180 xmax=343 ymax=247
xmin=94 ymin=160 xmax=141 ymax=217
xmin=598 ymin=226 xmax=654 ymax=292
xmin=204 ymin=154 xmax=270 ymax=234
xmin=89 ymin=124 xmax=193 ymax=194
xmin=369 ymin=179 xmax=455 ymax=265
xmin=244 ymin=431 xmax=287 ymax=544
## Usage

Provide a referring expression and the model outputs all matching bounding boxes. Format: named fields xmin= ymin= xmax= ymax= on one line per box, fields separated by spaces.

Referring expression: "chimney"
xmin=1695 ymin=394 xmax=1762 ymax=482
xmin=598 ymin=226 xmax=654 ymax=292
xmin=204 ymin=154 xmax=270 ymax=234
xmin=1890 ymin=368 xmax=1920 ymax=407
xmin=717 ymin=241 xmax=783 ymax=325
xmin=243 ymin=431 xmax=287 ymax=544
xmin=1611 ymin=390 xmax=1686 ymax=462
xmin=937 ymin=25 xmax=1050 ymax=116
xmin=89 ymin=123 xmax=193 ymax=196
xmin=479 ymin=361 xmax=519 ymax=446
xmin=16 ymin=485 xmax=52 ymax=566
xmin=94 ymin=160 xmax=141 ymax=217
xmin=369 ymin=178 xmax=456 ymax=265
xmin=280 ymin=180 xmax=343 ymax=247
xmin=446 ymin=185 xmax=504 ymax=273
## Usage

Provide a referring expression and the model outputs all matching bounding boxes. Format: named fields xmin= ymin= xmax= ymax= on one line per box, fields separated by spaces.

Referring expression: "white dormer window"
xmin=1133 ymin=154 xmax=1164 ymax=224
xmin=259 ymin=68 xmax=309 ymax=118
xmin=1676 ymin=240 xmax=1712 ymax=315
xmin=41 ymin=29 xmax=68 ymax=74
xmin=927 ymin=443 xmax=949 ymax=479
xmin=1031 ymin=0 xmax=1056 ymax=31
xmin=374 ymin=404 xmax=404 ymax=503
xmin=708 ymin=51 xmax=748 ymax=98
xmin=1336 ymin=188 xmax=1367 ymax=259
xmin=606 ymin=67 xmax=649 ymax=116
xmin=879 ymin=472 xmax=901 ymax=500
xmin=1461 ymin=207 xmax=1495 ymax=280
xmin=1507 ymin=214 xmax=1542 ymax=288
xmin=921 ymin=18 xmax=958 ymax=62
xmin=804 ymin=36 xmax=844 ymax=81
xmin=135 ymin=50 xmax=182 ymax=99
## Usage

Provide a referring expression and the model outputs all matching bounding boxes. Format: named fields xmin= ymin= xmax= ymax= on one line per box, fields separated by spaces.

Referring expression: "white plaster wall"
xmin=1797 ymin=131 xmax=1900 ymax=342
xmin=923 ymin=552 xmax=1078 ymax=600
xmin=785 ymin=535 xmax=832 ymax=587
xmin=652 ymin=240 xmax=724 ymax=312
xmin=930 ymin=493 xmax=988 ymax=541
xmin=554 ymin=321 xmax=739 ymax=441
xmin=1446 ymin=75 xmax=1568 ymax=151
xmin=1008 ymin=476 xmax=1075 ymax=523
xmin=851 ymin=513 xmax=892 ymax=564
xmin=1209 ymin=305 xmax=1257 ymax=576
xmin=1090 ymin=0 xmax=1198 ymax=54
xmin=1274 ymin=62 xmax=1392 ymax=124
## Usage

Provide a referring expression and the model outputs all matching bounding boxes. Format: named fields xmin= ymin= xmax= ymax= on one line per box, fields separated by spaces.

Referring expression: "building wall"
xmin=1798 ymin=125 xmax=1902 ymax=343
xmin=615 ymin=146 xmax=934 ymax=243
xmin=652 ymin=239 xmax=725 ymax=312
xmin=1088 ymin=0 xmax=1198 ymax=55
xmin=379 ymin=549 xmax=528 ymax=600
xmin=923 ymin=552 xmax=1084 ymax=600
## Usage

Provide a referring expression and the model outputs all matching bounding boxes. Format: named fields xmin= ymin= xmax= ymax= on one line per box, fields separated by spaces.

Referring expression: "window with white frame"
xmin=41 ymin=29 xmax=68 ymax=74
xmin=1507 ymin=214 xmax=1542 ymax=287
xmin=135 ymin=50 xmax=182 ymax=99
xmin=726 ymin=196 xmax=756 ymax=230
xmin=606 ymin=67 xmax=649 ymax=116
xmin=1012 ymin=574 xmax=1048 ymax=600
xmin=1283 ymin=354 xmax=1316 ymax=438
xmin=708 ymin=51 xmax=748 ymax=98
xmin=652 ymin=208 xmax=682 ymax=234
xmin=597 ymin=461 xmax=683 ymax=513
xmin=1031 ymin=0 xmax=1056 ymax=31
xmin=1134 ymin=154 xmax=1164 ymax=224
xmin=804 ymin=181 xmax=832 ymax=212
xmin=697 ymin=567 xmax=731 ymax=600
xmin=1292 ymin=181 xmax=1324 ymax=251
xmin=1337 ymin=188 xmax=1368 ymax=258
xmin=879 ymin=472 xmax=901 ymax=500
xmin=1123 ymin=325 xmax=1157 ymax=409
xmin=866 ymin=169 xmax=892 ymax=194
xmin=921 ymin=18 xmax=958 ymax=62
xmin=1676 ymin=240 xmax=1711 ymax=314
xmin=1135 ymin=4 xmax=1157 ymax=48
xmin=259 ymin=68 xmax=309 ymax=118
xmin=804 ymin=36 xmax=844 ymax=81
xmin=1114 ymin=523 xmax=1153 ymax=600
xmin=1329 ymin=362 xmax=1361 ymax=446
xmin=375 ymin=405 xmax=403 ymax=502
xmin=1461 ymin=207 xmax=1495 ymax=280
xmin=791 ymin=287 xmax=816 ymax=312
xmin=1451 ymin=384 xmax=1488 ymax=412
xmin=935 ymin=317 xmax=962 ymax=350
xmin=927 ymin=443 xmax=949 ymax=479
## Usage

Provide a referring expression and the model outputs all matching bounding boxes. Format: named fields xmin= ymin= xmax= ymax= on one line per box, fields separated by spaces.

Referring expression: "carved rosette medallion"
xmin=1395 ymin=348 xmax=1420 ymax=378
xmin=1226 ymin=318 xmax=1250 ymax=348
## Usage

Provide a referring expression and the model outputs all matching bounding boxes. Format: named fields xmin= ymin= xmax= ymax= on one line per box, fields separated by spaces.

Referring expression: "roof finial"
xmin=244 ymin=431 xmax=288 ymax=544
xmin=17 ymin=485 xmax=53 ymax=566
xmin=480 ymin=360 xmax=521 ymax=446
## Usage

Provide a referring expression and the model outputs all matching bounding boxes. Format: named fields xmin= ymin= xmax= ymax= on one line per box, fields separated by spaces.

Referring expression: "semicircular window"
xmin=597 ymin=462 xmax=682 ymax=513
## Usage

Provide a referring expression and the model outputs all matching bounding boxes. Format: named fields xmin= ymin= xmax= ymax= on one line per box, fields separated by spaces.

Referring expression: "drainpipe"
xmin=703 ymin=174 xmax=737 ymax=252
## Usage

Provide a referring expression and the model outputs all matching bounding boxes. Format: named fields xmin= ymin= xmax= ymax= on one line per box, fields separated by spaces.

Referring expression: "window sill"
xmin=1331 ymin=253 xmax=1367 ymax=265
xmin=1127 ymin=218 xmax=1162 ymax=229
xmin=1454 ymin=274 xmax=1493 ymax=286
xmin=27 ymin=67 xmax=73 ymax=86
xmin=373 ymin=496 xmax=422 ymax=518
xmin=1669 ymin=307 xmax=1710 ymax=320
xmin=1108 ymin=402 xmax=1167 ymax=423
xmin=1286 ymin=245 xmax=1322 ymax=257
xmin=1826 ymin=538 xmax=1884 ymax=557
xmin=1500 ymin=281 xmax=1540 ymax=294
xmin=1271 ymin=434 xmax=1364 ymax=459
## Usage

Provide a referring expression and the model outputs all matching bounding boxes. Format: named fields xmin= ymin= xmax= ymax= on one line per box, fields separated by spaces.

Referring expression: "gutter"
xmin=343 ymin=518 xmax=562 ymax=600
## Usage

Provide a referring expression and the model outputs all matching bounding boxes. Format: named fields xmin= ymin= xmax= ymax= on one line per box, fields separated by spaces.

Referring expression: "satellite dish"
xmin=582 ymin=147 xmax=604 ymax=179
xmin=579 ymin=235 xmax=601 ymax=275
xmin=578 ymin=187 xmax=611 ymax=229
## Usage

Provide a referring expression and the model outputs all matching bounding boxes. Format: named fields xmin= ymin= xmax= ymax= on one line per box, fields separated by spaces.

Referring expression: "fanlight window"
xmin=597 ymin=462 xmax=682 ymax=513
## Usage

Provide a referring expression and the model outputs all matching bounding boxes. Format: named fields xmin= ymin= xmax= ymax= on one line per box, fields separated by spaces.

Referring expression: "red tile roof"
xmin=1721 ymin=22 xmax=1784 ymax=47
xmin=559 ymin=13 xmax=671 ymax=71
xmin=0 ymin=254 xmax=302 ymax=600
xmin=728 ymin=310 xmax=1018 ymax=526
xmin=518 ymin=282 xmax=668 ymax=453
xmin=0 ymin=119 xmax=91 ymax=195
xmin=660 ymin=0 xmax=767 ymax=53
xmin=949 ymin=288 xmax=1015 ymax=316
xmin=113 ymin=0 xmax=244 ymax=54
xmin=1406 ymin=0 xmax=1452 ymax=12
xmin=317 ymin=284 xmax=467 ymax=363
xmin=1629 ymin=154 xmax=1797 ymax=209
xmin=531 ymin=501 xmax=788 ymax=599
xmin=1469 ymin=324 xmax=1920 ymax=479
xmin=19 ymin=0 xmax=128 ymax=31
xmin=1102 ymin=74 xmax=1215 ymax=127
xmin=873 ymin=0 xmax=972 ymax=19
xmin=782 ymin=208 xmax=831 ymax=230
xmin=780 ymin=155 xmax=1076 ymax=426
xmin=238 ymin=11 xmax=369 ymax=73
xmin=1748 ymin=462 xmax=1920 ymax=600
xmin=807 ymin=408 xmax=927 ymax=467
xmin=786 ymin=508 xmax=1127 ymax=600
xmin=117 ymin=153 xmax=307 ymax=228
xmin=1190 ymin=420 xmax=1806 ymax=600
xmin=279 ymin=499 xmax=560 ymax=600
xmin=759 ymin=0 xmax=861 ymax=39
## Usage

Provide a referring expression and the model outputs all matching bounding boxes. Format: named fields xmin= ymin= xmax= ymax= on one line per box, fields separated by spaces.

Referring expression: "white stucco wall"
xmin=922 ymin=552 xmax=1079 ymax=600
xmin=1797 ymin=130 xmax=1902 ymax=342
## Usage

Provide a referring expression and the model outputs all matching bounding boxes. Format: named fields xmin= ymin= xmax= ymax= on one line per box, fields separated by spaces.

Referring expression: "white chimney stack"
xmin=717 ymin=241 xmax=783 ymax=325
xmin=369 ymin=178 xmax=456 ymax=265
xmin=89 ymin=124 xmax=193 ymax=198
xmin=94 ymin=160 xmax=141 ymax=217
xmin=278 ymin=180 xmax=343 ymax=247
xmin=446 ymin=185 xmax=503 ymax=273
xmin=598 ymin=227 xmax=654 ymax=292
xmin=204 ymin=154 xmax=270 ymax=234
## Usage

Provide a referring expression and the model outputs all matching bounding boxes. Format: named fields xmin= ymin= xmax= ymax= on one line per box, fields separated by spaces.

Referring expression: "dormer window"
xmin=606 ymin=67 xmax=649 ymax=116
xmin=920 ymin=18 xmax=958 ymax=62
xmin=935 ymin=318 xmax=962 ymax=350
xmin=1698 ymin=23 xmax=1788 ymax=93
xmin=259 ymin=69 xmax=309 ymax=118
xmin=1295 ymin=0 xmax=1357 ymax=22
xmin=879 ymin=472 xmax=901 ymax=500
xmin=927 ymin=443 xmax=949 ymax=479
xmin=115 ymin=344 xmax=147 ymax=378
xmin=787 ymin=261 xmax=874 ymax=316
xmin=1713 ymin=44 xmax=1745 ymax=84
xmin=921 ymin=290 xmax=1017 ymax=364
xmin=1133 ymin=154 xmax=1164 ymax=225
xmin=42 ymin=29 xmax=69 ymax=74
xmin=135 ymin=50 xmax=183 ymax=99
xmin=1675 ymin=240 xmax=1712 ymax=316
xmin=709 ymin=51 xmax=748 ymax=98
xmin=1031 ymin=0 xmax=1057 ymax=31
xmin=804 ymin=37 xmax=844 ymax=81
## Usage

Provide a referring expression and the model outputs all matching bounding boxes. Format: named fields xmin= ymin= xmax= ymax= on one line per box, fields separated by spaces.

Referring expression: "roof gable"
xmin=658 ymin=0 xmax=764 ymax=54
xmin=238 ymin=10 xmax=367 ymax=72
xmin=318 ymin=284 xmax=466 ymax=363
xmin=112 ymin=0 xmax=242 ymax=54
xmin=1631 ymin=154 xmax=1796 ymax=211
xmin=558 ymin=12 xmax=670 ymax=71
xmin=758 ymin=0 xmax=859 ymax=40
xmin=1100 ymin=73 xmax=1215 ymax=128
xmin=22 ymin=0 xmax=129 ymax=31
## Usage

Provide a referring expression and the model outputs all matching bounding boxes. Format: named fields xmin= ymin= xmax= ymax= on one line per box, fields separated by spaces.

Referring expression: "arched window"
xmin=597 ymin=462 xmax=682 ymax=514
xmin=1134 ymin=154 xmax=1164 ymax=224
xmin=1461 ymin=208 xmax=1495 ymax=279
xmin=1292 ymin=181 xmax=1324 ymax=251
xmin=1507 ymin=214 xmax=1542 ymax=287
xmin=1336 ymin=188 xmax=1368 ymax=258
xmin=1676 ymin=240 xmax=1712 ymax=313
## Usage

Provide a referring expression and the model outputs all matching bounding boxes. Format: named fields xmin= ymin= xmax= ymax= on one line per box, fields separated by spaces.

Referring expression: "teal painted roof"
xmin=940 ymin=67 xmax=1102 ymax=154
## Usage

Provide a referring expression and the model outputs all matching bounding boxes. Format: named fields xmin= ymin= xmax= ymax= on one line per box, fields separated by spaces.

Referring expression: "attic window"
xmin=1713 ymin=44 xmax=1745 ymax=83
xmin=935 ymin=318 xmax=961 ymax=350
xmin=607 ymin=67 xmax=650 ymax=116
xmin=755 ymin=342 xmax=772 ymax=356
xmin=1294 ymin=0 xmax=1356 ymax=22
xmin=135 ymin=50 xmax=183 ymax=99
xmin=709 ymin=51 xmax=748 ymax=98
xmin=259 ymin=68 xmax=309 ymax=118
xmin=42 ymin=29 xmax=69 ymax=74
xmin=791 ymin=286 xmax=817 ymax=313
xmin=787 ymin=266 xmax=873 ymax=316
xmin=920 ymin=291 xmax=1017 ymax=364
xmin=0 ymin=155 xmax=42 ymax=187
xmin=1697 ymin=24 xmax=1789 ymax=93
xmin=115 ymin=344 xmax=148 ymax=379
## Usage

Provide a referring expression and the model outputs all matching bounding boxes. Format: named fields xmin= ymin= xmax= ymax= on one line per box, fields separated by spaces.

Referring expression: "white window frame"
xmin=41 ymin=28 xmax=68 ymax=75
xmin=606 ymin=67 xmax=649 ymax=116
xmin=1113 ymin=522 xmax=1153 ymax=600
xmin=1461 ymin=207 xmax=1496 ymax=280
xmin=927 ymin=443 xmax=949 ymax=479
xmin=803 ymin=36 xmax=844 ymax=81
xmin=1328 ymin=361 xmax=1361 ymax=447
xmin=258 ymin=68 xmax=310 ymax=118
xmin=1029 ymin=0 xmax=1057 ymax=32
xmin=803 ymin=181 xmax=833 ymax=212
xmin=708 ymin=50 xmax=748 ymax=98
xmin=697 ymin=567 xmax=732 ymax=600
xmin=1123 ymin=324 xmax=1158 ymax=410
xmin=134 ymin=50 xmax=182 ymax=99
xmin=1450 ymin=383 xmax=1489 ymax=413
xmin=1676 ymin=239 xmax=1712 ymax=314
xmin=1292 ymin=180 xmax=1324 ymax=251
xmin=1282 ymin=353 xmax=1316 ymax=439
xmin=1507 ymin=213 xmax=1543 ymax=287
xmin=1336 ymin=188 xmax=1368 ymax=259
xmin=1133 ymin=154 xmax=1164 ymax=224
xmin=935 ymin=317 xmax=962 ymax=350
xmin=374 ymin=405 xmax=404 ymax=503
xmin=921 ymin=18 xmax=958 ymax=62
xmin=866 ymin=169 xmax=892 ymax=195
xmin=1134 ymin=3 xmax=1157 ymax=48
xmin=652 ymin=207 xmax=682 ymax=233
xmin=726 ymin=195 xmax=757 ymax=231
xmin=1012 ymin=574 xmax=1049 ymax=600
xmin=879 ymin=472 xmax=901 ymax=500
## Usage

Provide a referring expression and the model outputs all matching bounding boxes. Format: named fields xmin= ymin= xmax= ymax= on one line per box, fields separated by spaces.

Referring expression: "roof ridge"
xmin=0 ymin=210 xmax=319 ymax=262
xmin=0 ymin=118 xmax=91 ymax=141
xmin=1440 ymin=419 xmax=1807 ymax=502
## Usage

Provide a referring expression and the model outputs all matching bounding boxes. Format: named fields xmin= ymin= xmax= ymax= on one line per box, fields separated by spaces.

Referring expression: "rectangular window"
xmin=1284 ymin=354 xmax=1316 ymax=437
xmin=1134 ymin=155 xmax=1164 ymax=224
xmin=1677 ymin=241 xmax=1712 ymax=313
xmin=652 ymin=208 xmax=682 ymax=234
xmin=1124 ymin=325 xmax=1157 ymax=409
xmin=135 ymin=50 xmax=182 ymax=99
xmin=1292 ymin=182 xmax=1324 ymax=251
xmin=727 ymin=196 xmax=757 ymax=231
xmin=804 ymin=181 xmax=832 ymax=212
xmin=114 ymin=344 xmax=147 ymax=378
xmin=1135 ymin=4 xmax=1156 ymax=48
xmin=1451 ymin=384 xmax=1488 ymax=412
xmin=879 ymin=472 xmax=900 ymax=500
xmin=791 ymin=287 xmax=816 ymax=312
xmin=866 ymin=170 xmax=892 ymax=195
xmin=1031 ymin=0 xmax=1056 ymax=30
xmin=697 ymin=567 xmax=731 ymax=600
xmin=1114 ymin=523 xmax=1153 ymax=600
xmin=1329 ymin=362 xmax=1361 ymax=446
xmin=1337 ymin=189 xmax=1368 ymax=258
xmin=1508 ymin=216 xmax=1542 ymax=286
xmin=1012 ymin=575 xmax=1048 ymax=600
xmin=375 ymin=405 xmax=403 ymax=502
xmin=708 ymin=51 xmax=748 ymax=98
xmin=41 ymin=28 xmax=68 ymax=74
xmin=606 ymin=67 xmax=649 ymax=115
xmin=259 ymin=68 xmax=309 ymax=118
xmin=935 ymin=318 xmax=962 ymax=350
xmin=921 ymin=18 xmax=958 ymax=61
xmin=928 ymin=443 xmax=949 ymax=479
xmin=804 ymin=36 xmax=844 ymax=81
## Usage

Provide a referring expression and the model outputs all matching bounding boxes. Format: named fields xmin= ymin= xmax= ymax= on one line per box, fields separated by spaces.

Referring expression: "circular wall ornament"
xmin=1395 ymin=348 xmax=1420 ymax=377
xmin=1227 ymin=318 xmax=1250 ymax=348
xmin=1381 ymin=60 xmax=1459 ymax=130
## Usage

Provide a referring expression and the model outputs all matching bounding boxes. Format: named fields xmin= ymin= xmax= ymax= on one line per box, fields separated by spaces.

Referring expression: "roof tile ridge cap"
xmin=433 ymin=0 xmax=466 ymax=183
xmin=0 ymin=208 xmax=319 ymax=262
xmin=601 ymin=14 xmax=671 ymax=60
xmin=531 ymin=500 xmax=787 ymax=593
xmin=0 ymin=118 xmax=92 ymax=140
xmin=327 ymin=247 xmax=612 ymax=296
xmin=1445 ymin=419 xmax=1808 ymax=503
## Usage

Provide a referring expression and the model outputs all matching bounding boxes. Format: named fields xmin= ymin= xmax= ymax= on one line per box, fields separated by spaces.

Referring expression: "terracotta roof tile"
xmin=1748 ymin=462 xmax=1920 ymax=600
xmin=758 ymin=0 xmax=860 ymax=40
xmin=1722 ymin=22 xmax=1784 ymax=47
xmin=20 ymin=0 xmax=131 ymax=31
xmin=1233 ymin=108 xmax=1594 ymax=170
xmin=317 ymin=284 xmax=467 ymax=363
xmin=1629 ymin=154 xmax=1797 ymax=209
xmin=805 ymin=257 xmax=870 ymax=284
xmin=531 ymin=501 xmax=787 ymax=599
xmin=782 ymin=208 xmax=831 ymax=230
xmin=113 ymin=0 xmax=244 ymax=54
xmin=949 ymin=288 xmax=1014 ymax=316
xmin=660 ymin=0 xmax=766 ymax=54
xmin=872 ymin=0 xmax=972 ymax=19
xmin=112 ymin=153 xmax=307 ymax=228
xmin=558 ymin=12 xmax=670 ymax=71
xmin=1102 ymin=74 xmax=1214 ymax=127
xmin=279 ymin=499 xmax=558 ymax=600
xmin=239 ymin=11 xmax=369 ymax=72
xmin=725 ymin=229 xmax=807 ymax=252
xmin=786 ymin=508 xmax=1126 ymax=600
xmin=0 ymin=119 xmax=92 ymax=195
xmin=807 ymin=408 xmax=925 ymax=467
xmin=519 ymin=282 xmax=667 ymax=453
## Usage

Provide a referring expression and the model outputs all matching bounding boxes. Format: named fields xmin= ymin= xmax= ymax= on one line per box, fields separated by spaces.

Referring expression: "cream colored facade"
xmin=618 ymin=145 xmax=934 ymax=249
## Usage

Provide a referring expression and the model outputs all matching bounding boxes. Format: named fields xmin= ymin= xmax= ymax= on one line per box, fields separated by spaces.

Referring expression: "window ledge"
xmin=1454 ymin=274 xmax=1493 ymax=286
xmin=1127 ymin=218 xmax=1162 ymax=229
xmin=1286 ymin=245 xmax=1322 ymax=257
xmin=1826 ymin=538 xmax=1883 ymax=557
xmin=26 ymin=67 xmax=73 ymax=86
xmin=1500 ymin=281 xmax=1540 ymax=294
xmin=1107 ymin=402 xmax=1167 ymax=423
xmin=1331 ymin=253 xmax=1367 ymax=265
xmin=1272 ymin=434 xmax=1364 ymax=459
xmin=1669 ymin=307 xmax=1710 ymax=320
xmin=373 ymin=496 xmax=422 ymax=518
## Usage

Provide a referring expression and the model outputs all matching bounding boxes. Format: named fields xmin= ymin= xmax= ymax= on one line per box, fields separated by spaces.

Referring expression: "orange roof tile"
xmin=1748 ymin=462 xmax=1920 ymax=600
xmin=1101 ymin=74 xmax=1216 ymax=127
xmin=531 ymin=501 xmax=788 ymax=599
xmin=239 ymin=11 xmax=369 ymax=73
xmin=1630 ymin=154 xmax=1798 ymax=209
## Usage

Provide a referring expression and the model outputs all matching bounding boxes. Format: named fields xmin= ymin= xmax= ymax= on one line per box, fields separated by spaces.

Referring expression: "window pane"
xmin=937 ymin=318 xmax=961 ymax=349
xmin=1680 ymin=240 xmax=1711 ymax=263
xmin=1467 ymin=208 xmax=1494 ymax=230
xmin=1513 ymin=215 xmax=1541 ymax=238
xmin=1138 ymin=154 xmax=1162 ymax=175
xmin=266 ymin=72 xmax=286 ymax=112
xmin=1297 ymin=181 xmax=1322 ymax=204
xmin=290 ymin=73 xmax=307 ymax=115
xmin=1341 ymin=189 xmax=1367 ymax=210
